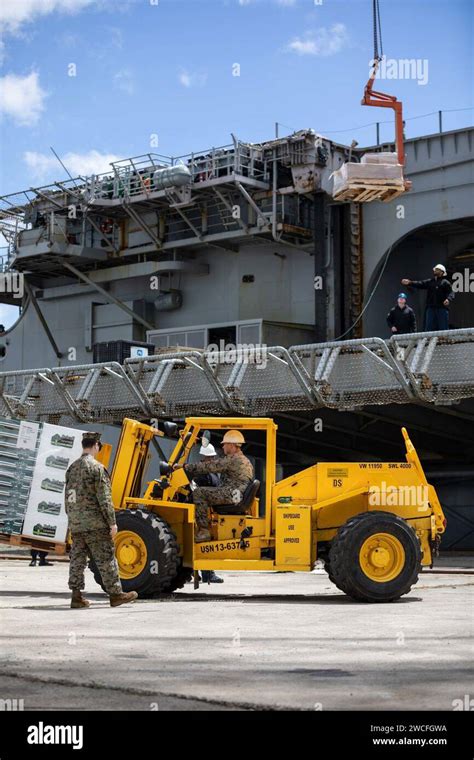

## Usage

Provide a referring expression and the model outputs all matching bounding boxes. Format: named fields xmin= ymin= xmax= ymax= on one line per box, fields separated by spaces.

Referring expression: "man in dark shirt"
xmin=401 ymin=264 xmax=454 ymax=331
xmin=387 ymin=293 xmax=416 ymax=335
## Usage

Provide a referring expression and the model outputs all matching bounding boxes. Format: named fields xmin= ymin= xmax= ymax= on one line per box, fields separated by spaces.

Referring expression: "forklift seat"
xmin=212 ymin=479 xmax=260 ymax=515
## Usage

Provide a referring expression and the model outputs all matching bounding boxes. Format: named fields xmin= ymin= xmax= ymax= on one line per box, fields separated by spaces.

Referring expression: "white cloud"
xmin=0 ymin=71 xmax=46 ymax=125
xmin=114 ymin=68 xmax=134 ymax=95
xmin=24 ymin=149 xmax=122 ymax=180
xmin=179 ymin=71 xmax=192 ymax=88
xmin=287 ymin=23 xmax=348 ymax=57
xmin=178 ymin=70 xmax=207 ymax=88
xmin=0 ymin=0 xmax=97 ymax=35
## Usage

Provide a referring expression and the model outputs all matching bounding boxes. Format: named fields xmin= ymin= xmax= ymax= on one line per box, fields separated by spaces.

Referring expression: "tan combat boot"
xmin=70 ymin=590 xmax=90 ymax=609
xmin=109 ymin=591 xmax=138 ymax=607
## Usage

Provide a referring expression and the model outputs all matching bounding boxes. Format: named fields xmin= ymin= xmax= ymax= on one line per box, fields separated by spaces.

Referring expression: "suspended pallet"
xmin=333 ymin=178 xmax=409 ymax=203
xmin=332 ymin=152 xmax=411 ymax=204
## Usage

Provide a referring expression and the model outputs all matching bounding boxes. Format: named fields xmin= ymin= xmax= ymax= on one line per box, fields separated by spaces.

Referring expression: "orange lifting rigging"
xmin=362 ymin=60 xmax=406 ymax=167
xmin=332 ymin=0 xmax=411 ymax=202
xmin=362 ymin=0 xmax=405 ymax=167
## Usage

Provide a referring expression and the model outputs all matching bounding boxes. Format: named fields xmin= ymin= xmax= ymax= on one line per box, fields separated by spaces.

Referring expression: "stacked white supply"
xmin=0 ymin=420 xmax=39 ymax=534
xmin=331 ymin=151 xmax=407 ymax=202
xmin=21 ymin=422 xmax=83 ymax=543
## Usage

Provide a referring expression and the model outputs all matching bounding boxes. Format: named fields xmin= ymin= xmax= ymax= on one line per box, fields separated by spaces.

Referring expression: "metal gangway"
xmin=0 ymin=329 xmax=473 ymax=425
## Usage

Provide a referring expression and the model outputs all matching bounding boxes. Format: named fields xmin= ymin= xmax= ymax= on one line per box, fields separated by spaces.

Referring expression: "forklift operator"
xmin=173 ymin=430 xmax=253 ymax=542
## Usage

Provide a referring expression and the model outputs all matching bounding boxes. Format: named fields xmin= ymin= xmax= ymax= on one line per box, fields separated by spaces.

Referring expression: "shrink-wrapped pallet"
xmin=361 ymin=151 xmax=399 ymax=165
xmin=331 ymin=153 xmax=406 ymax=201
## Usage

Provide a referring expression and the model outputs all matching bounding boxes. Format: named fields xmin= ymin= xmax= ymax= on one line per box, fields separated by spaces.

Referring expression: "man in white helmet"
xmin=173 ymin=429 xmax=253 ymax=542
xmin=194 ymin=433 xmax=220 ymax=489
xmin=190 ymin=436 xmax=224 ymax=582
xmin=401 ymin=264 xmax=454 ymax=331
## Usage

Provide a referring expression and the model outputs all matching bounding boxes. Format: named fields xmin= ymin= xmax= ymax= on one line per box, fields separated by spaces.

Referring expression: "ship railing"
xmin=0 ymin=135 xmax=272 ymax=213
xmin=179 ymin=140 xmax=267 ymax=185
xmin=0 ymin=216 xmax=28 ymax=269
xmin=86 ymin=142 xmax=268 ymax=201
xmin=3 ymin=141 xmax=270 ymax=211
xmin=0 ymin=247 xmax=15 ymax=273
xmin=0 ymin=180 xmax=88 ymax=217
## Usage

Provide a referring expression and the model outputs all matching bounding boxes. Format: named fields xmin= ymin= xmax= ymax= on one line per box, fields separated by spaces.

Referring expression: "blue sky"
xmin=0 ymin=0 xmax=472 ymax=196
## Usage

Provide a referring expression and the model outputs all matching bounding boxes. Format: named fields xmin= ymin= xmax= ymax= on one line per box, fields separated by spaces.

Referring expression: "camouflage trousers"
xmin=193 ymin=486 xmax=244 ymax=529
xmin=69 ymin=528 xmax=122 ymax=596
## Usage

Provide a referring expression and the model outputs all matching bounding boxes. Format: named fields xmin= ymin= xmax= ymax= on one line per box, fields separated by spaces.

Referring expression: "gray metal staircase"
xmin=0 ymin=329 xmax=473 ymax=424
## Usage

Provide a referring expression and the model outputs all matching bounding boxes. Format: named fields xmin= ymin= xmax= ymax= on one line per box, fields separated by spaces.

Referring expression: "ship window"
xmin=207 ymin=325 xmax=236 ymax=348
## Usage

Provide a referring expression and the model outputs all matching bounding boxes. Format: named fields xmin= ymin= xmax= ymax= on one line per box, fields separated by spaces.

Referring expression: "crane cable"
xmin=334 ymin=242 xmax=394 ymax=341
xmin=373 ymin=0 xmax=384 ymax=62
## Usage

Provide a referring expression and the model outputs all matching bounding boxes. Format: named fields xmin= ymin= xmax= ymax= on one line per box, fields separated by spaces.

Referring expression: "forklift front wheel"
xmin=89 ymin=508 xmax=181 ymax=597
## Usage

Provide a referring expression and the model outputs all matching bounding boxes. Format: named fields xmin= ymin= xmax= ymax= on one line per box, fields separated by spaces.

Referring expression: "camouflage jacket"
xmin=65 ymin=454 xmax=116 ymax=533
xmin=185 ymin=453 xmax=253 ymax=492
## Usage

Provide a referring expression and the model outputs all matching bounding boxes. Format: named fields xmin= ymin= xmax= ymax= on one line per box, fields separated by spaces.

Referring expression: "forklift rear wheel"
xmin=89 ymin=508 xmax=182 ymax=597
xmin=328 ymin=511 xmax=422 ymax=603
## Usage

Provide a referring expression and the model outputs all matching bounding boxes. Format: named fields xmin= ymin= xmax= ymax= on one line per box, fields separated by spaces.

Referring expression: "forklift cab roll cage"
xmin=110 ymin=417 xmax=277 ymax=538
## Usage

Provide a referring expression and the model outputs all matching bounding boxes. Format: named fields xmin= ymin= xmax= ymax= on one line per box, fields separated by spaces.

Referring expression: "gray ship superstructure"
xmin=0 ymin=131 xmax=361 ymax=371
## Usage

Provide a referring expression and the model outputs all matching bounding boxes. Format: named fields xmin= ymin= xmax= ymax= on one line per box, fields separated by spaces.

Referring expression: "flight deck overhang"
xmin=11 ymin=243 xmax=110 ymax=273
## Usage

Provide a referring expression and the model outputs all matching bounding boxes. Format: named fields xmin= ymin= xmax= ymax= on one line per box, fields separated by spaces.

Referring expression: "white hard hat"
xmin=199 ymin=443 xmax=216 ymax=456
xmin=433 ymin=264 xmax=447 ymax=275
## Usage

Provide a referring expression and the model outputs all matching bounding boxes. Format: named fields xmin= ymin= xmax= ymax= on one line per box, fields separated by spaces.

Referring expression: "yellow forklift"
xmin=89 ymin=417 xmax=446 ymax=603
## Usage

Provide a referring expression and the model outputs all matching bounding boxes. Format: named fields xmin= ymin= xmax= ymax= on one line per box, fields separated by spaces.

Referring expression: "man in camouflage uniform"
xmin=174 ymin=429 xmax=253 ymax=542
xmin=65 ymin=431 xmax=137 ymax=609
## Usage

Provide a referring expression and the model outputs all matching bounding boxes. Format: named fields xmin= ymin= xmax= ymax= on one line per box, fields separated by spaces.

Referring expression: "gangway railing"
xmin=125 ymin=351 xmax=235 ymax=417
xmin=391 ymin=328 xmax=474 ymax=404
xmin=0 ymin=363 xmax=151 ymax=424
xmin=290 ymin=337 xmax=414 ymax=409
xmin=0 ymin=329 xmax=472 ymax=423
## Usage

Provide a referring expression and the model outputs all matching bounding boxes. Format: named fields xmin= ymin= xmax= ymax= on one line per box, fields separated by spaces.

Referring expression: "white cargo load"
xmin=360 ymin=151 xmax=399 ymax=164
xmin=331 ymin=155 xmax=407 ymax=202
